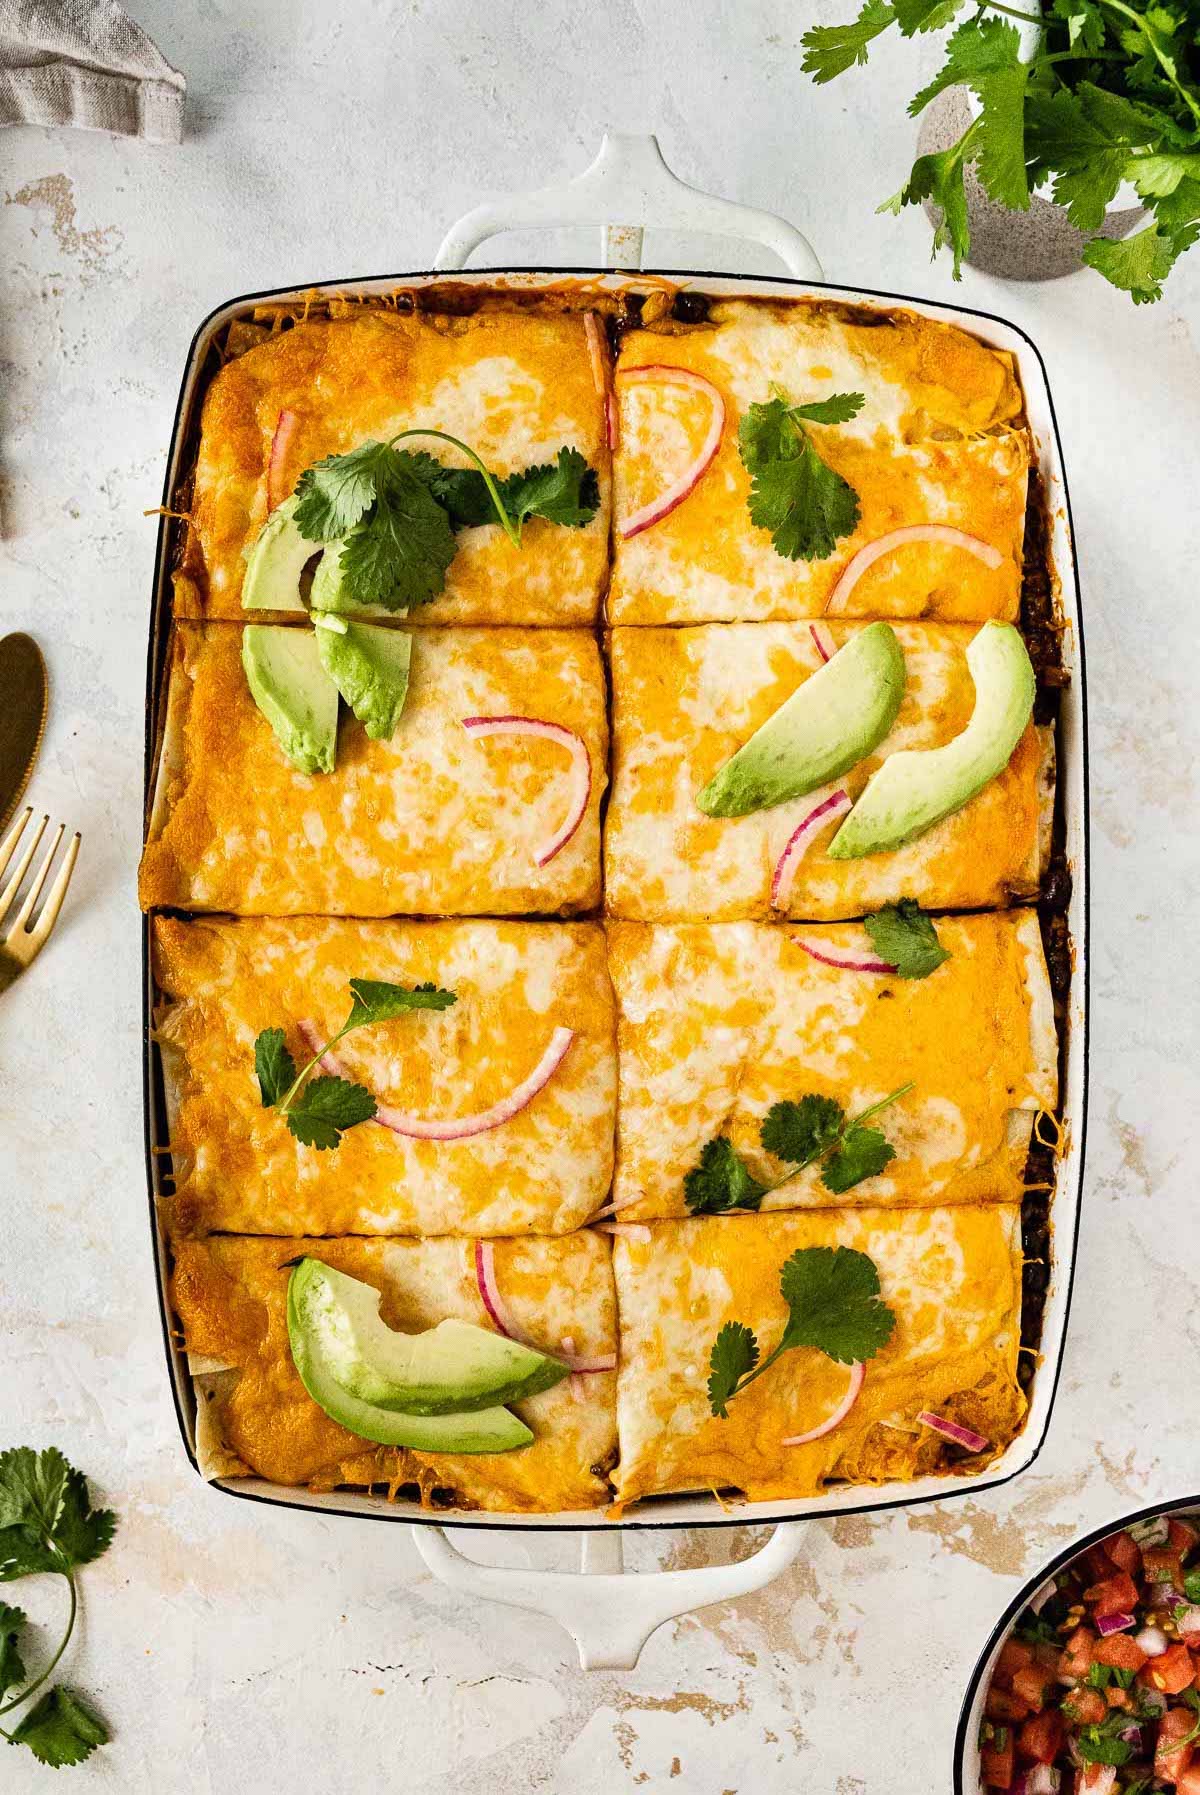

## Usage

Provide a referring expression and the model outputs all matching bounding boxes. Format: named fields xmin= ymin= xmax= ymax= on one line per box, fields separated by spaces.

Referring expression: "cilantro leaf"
xmin=1026 ymin=85 xmax=1162 ymax=229
xmin=346 ymin=978 xmax=457 ymax=1028
xmin=1075 ymin=1714 xmax=1134 ymax=1766
xmin=760 ymin=1095 xmax=846 ymax=1165
xmin=707 ymin=1322 xmax=759 ymax=1418
xmin=254 ymin=1028 xmax=295 ymax=1108
xmin=879 ymin=126 xmax=978 ymax=275
xmin=0 ymin=1447 xmax=68 ymax=1535
xmin=821 ymin=1126 xmax=896 ymax=1194
xmin=1083 ymin=218 xmax=1190 ymax=301
xmin=293 ymin=440 xmax=392 ymax=541
xmin=862 ymin=899 xmax=949 ymax=979
xmin=47 ymin=1467 xmax=116 ymax=1570
xmin=778 ymin=1245 xmax=896 ymax=1364
xmin=1051 ymin=0 xmax=1106 ymax=56
xmin=801 ymin=0 xmax=895 ymax=84
xmin=0 ymin=1603 xmax=26 ymax=1702
xmin=10 ymin=1686 xmax=109 ymax=1768
xmin=334 ymin=451 xmax=457 ymax=610
xmin=739 ymin=396 xmax=861 ymax=563
xmin=284 ymin=1076 xmax=376 ymax=1151
xmin=0 ymin=1448 xmax=115 ymax=1580
xmin=909 ymin=16 xmax=1021 ymax=118
xmin=683 ymin=1138 xmax=766 ymax=1215
xmin=892 ymin=0 xmax=965 ymax=32
xmin=791 ymin=393 xmax=866 ymax=426
xmin=908 ymin=19 xmax=1030 ymax=210
xmin=500 ymin=447 xmax=600 ymax=530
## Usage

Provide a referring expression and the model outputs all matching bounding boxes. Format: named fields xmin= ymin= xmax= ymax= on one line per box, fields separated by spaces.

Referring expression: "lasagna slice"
xmin=171 ymin=1232 xmax=618 ymax=1515
xmin=154 ymin=915 xmax=616 ymax=1238
xmin=608 ymin=913 xmax=1056 ymax=1218
xmin=609 ymin=299 xmax=1029 ymax=625
xmin=611 ymin=1207 xmax=1024 ymax=1506
xmin=138 ymin=622 xmax=607 ymax=916
xmin=604 ymin=622 xmax=1053 ymax=921
xmin=177 ymin=307 xmax=610 ymax=626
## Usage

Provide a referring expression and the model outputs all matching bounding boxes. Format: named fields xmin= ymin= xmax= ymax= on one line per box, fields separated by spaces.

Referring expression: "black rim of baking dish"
xmin=952 ymin=1492 xmax=1200 ymax=1791
xmin=142 ymin=264 xmax=1091 ymax=1533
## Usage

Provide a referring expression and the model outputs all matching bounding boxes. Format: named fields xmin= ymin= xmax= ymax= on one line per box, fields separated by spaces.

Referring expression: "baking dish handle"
xmin=434 ymin=132 xmax=824 ymax=280
xmin=411 ymin=1522 xmax=804 ymax=1671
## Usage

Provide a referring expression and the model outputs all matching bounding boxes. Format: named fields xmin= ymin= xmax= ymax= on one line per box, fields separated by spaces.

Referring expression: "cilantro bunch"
xmin=708 ymin=1245 xmax=896 ymax=1416
xmin=0 ymin=1448 xmax=115 ymax=1768
xmin=293 ymin=429 xmax=599 ymax=609
xmin=684 ymin=1081 xmax=913 ymax=1214
xmin=255 ymin=976 xmax=456 ymax=1149
xmin=802 ymin=1 xmax=1200 ymax=302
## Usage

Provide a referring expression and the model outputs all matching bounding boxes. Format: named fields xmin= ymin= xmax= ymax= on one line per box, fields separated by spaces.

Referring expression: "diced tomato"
xmin=1104 ymin=1684 xmax=1132 ymax=1709
xmin=1156 ymin=1704 xmax=1198 ymax=1782
xmin=1017 ymin=1709 xmax=1063 ymax=1763
xmin=985 ymin=1686 xmax=1031 ymax=1723
xmin=1086 ymin=1571 xmax=1139 ymax=1613
xmin=1078 ymin=1765 xmax=1118 ymax=1792
xmin=1060 ymin=1626 xmax=1098 ymax=1681
xmin=1083 ymin=1542 xmax=1115 ymax=1580
xmin=1011 ymin=1662 xmax=1058 ymax=1711
xmin=994 ymin=1638 xmax=1035 ymax=1685
xmin=1144 ymin=1548 xmax=1185 ymax=1586
xmin=1032 ymin=1639 xmax=1061 ymax=1671
xmin=1061 ymin=1688 xmax=1107 ymax=1725
xmin=1105 ymin=1529 xmax=1142 ymax=1573
xmin=1143 ymin=1642 xmax=1197 ymax=1695
xmin=980 ymin=1736 xmax=1014 ymax=1789
xmin=1093 ymin=1633 xmax=1148 ymax=1670
xmin=1169 ymin=1518 xmax=1200 ymax=1557
xmin=1177 ymin=1765 xmax=1200 ymax=1795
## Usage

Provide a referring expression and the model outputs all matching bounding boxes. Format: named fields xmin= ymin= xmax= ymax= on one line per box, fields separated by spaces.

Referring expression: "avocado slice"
xmin=828 ymin=621 xmax=1035 ymax=859
xmin=696 ymin=622 xmax=906 ymax=817
xmin=287 ymin=1263 xmax=535 ymax=1452
xmin=241 ymin=625 xmax=339 ymax=775
xmin=289 ymin=1259 xmax=567 ymax=1415
xmin=314 ymin=616 xmax=411 ymax=740
xmin=308 ymin=541 xmax=363 ymax=615
xmin=241 ymin=496 xmax=317 ymax=613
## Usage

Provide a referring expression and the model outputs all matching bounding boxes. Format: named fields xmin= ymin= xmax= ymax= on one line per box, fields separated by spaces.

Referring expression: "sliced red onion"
xmin=1029 ymin=1576 xmax=1057 ymax=1616
xmin=1134 ymin=1624 xmax=1169 ymax=1656
xmin=791 ymin=935 xmax=895 ymax=975
xmin=1129 ymin=1514 xmax=1170 ymax=1546
xmin=472 ymin=1242 xmax=616 ymax=1373
xmin=1096 ymin=1610 xmax=1136 ymax=1636
xmin=587 ymin=1191 xmax=646 ymax=1222
xmin=594 ymin=1221 xmax=652 ymax=1243
xmin=825 ymin=524 xmax=1004 ymax=614
xmin=1116 ymin=1723 xmax=1143 ymax=1750
xmin=299 ymin=1021 xmax=575 ymax=1142
xmin=460 ymin=715 xmax=591 ymax=867
xmin=1078 ymin=1768 xmax=1115 ymax=1795
xmin=1138 ymin=1686 xmax=1167 ymax=1716
xmin=616 ymin=365 xmax=725 ymax=539
xmin=1175 ymin=1605 xmax=1200 ymax=1641
xmin=770 ymin=789 xmax=853 ymax=909
xmin=781 ymin=1361 xmax=865 ymax=1446
xmin=267 ymin=408 xmax=299 ymax=512
xmin=916 ymin=1411 xmax=990 ymax=1454
xmin=809 ymin=622 xmax=835 ymax=664
xmin=1025 ymin=1768 xmax=1060 ymax=1795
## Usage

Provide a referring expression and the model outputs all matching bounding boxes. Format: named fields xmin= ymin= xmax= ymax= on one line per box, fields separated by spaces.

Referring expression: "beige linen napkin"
xmin=0 ymin=0 xmax=184 ymax=139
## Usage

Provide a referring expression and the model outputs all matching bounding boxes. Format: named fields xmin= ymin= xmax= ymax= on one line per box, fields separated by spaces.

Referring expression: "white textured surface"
xmin=2 ymin=2 xmax=1199 ymax=1788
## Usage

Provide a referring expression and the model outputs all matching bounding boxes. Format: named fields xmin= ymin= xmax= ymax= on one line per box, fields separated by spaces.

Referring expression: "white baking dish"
xmin=141 ymin=135 xmax=1090 ymax=1668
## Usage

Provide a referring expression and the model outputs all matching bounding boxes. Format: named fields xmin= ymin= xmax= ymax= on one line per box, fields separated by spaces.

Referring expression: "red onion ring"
xmin=770 ymin=790 xmax=852 ymax=910
xmin=460 ymin=715 xmax=591 ymax=867
xmin=782 ymin=1360 xmax=865 ymax=1446
xmin=809 ymin=622 xmax=835 ymax=664
xmin=266 ymin=408 xmax=299 ymax=513
xmin=473 ymin=1244 xmax=616 ymax=1372
xmin=616 ymin=365 xmax=725 ymax=539
xmin=825 ymin=525 xmax=1004 ymax=615
xmin=791 ymin=936 xmax=895 ymax=975
xmin=916 ymin=1410 xmax=990 ymax=1453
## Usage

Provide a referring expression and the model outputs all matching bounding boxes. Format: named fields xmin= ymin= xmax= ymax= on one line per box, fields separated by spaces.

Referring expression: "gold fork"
xmin=0 ymin=808 xmax=81 ymax=993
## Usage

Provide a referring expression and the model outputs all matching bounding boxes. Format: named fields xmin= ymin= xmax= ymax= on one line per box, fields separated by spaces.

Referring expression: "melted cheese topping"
xmin=608 ymin=913 xmax=1056 ymax=1217
xmin=605 ymin=622 xmax=1050 ymax=921
xmin=611 ymin=1206 xmax=1024 ymax=1504
xmin=138 ymin=623 xmax=607 ymax=915
xmin=609 ymin=301 xmax=1029 ymax=625
xmin=177 ymin=311 xmax=610 ymax=626
xmin=171 ymin=1233 xmax=617 ymax=1513
xmin=154 ymin=915 xmax=616 ymax=1237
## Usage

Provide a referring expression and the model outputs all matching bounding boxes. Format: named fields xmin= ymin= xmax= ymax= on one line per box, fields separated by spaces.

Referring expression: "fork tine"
xmin=12 ymin=821 xmax=65 ymax=932
xmin=25 ymin=829 xmax=80 ymax=946
xmin=0 ymin=807 xmax=33 ymax=885
xmin=0 ymin=812 xmax=47 ymax=921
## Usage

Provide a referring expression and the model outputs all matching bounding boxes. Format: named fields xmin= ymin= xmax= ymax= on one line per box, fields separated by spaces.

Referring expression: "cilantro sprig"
xmin=801 ymin=2 xmax=1200 ymax=300
xmin=292 ymin=430 xmax=599 ymax=611
xmin=863 ymin=899 xmax=950 ymax=979
xmin=738 ymin=390 xmax=865 ymax=563
xmin=255 ymin=976 xmax=456 ymax=1150
xmin=707 ymin=1246 xmax=896 ymax=1417
xmin=684 ymin=1082 xmax=913 ymax=1215
xmin=0 ymin=1449 xmax=115 ymax=1769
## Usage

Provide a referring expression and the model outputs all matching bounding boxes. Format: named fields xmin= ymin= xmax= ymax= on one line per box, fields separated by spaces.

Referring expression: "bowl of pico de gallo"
xmin=956 ymin=1497 xmax=1200 ymax=1794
